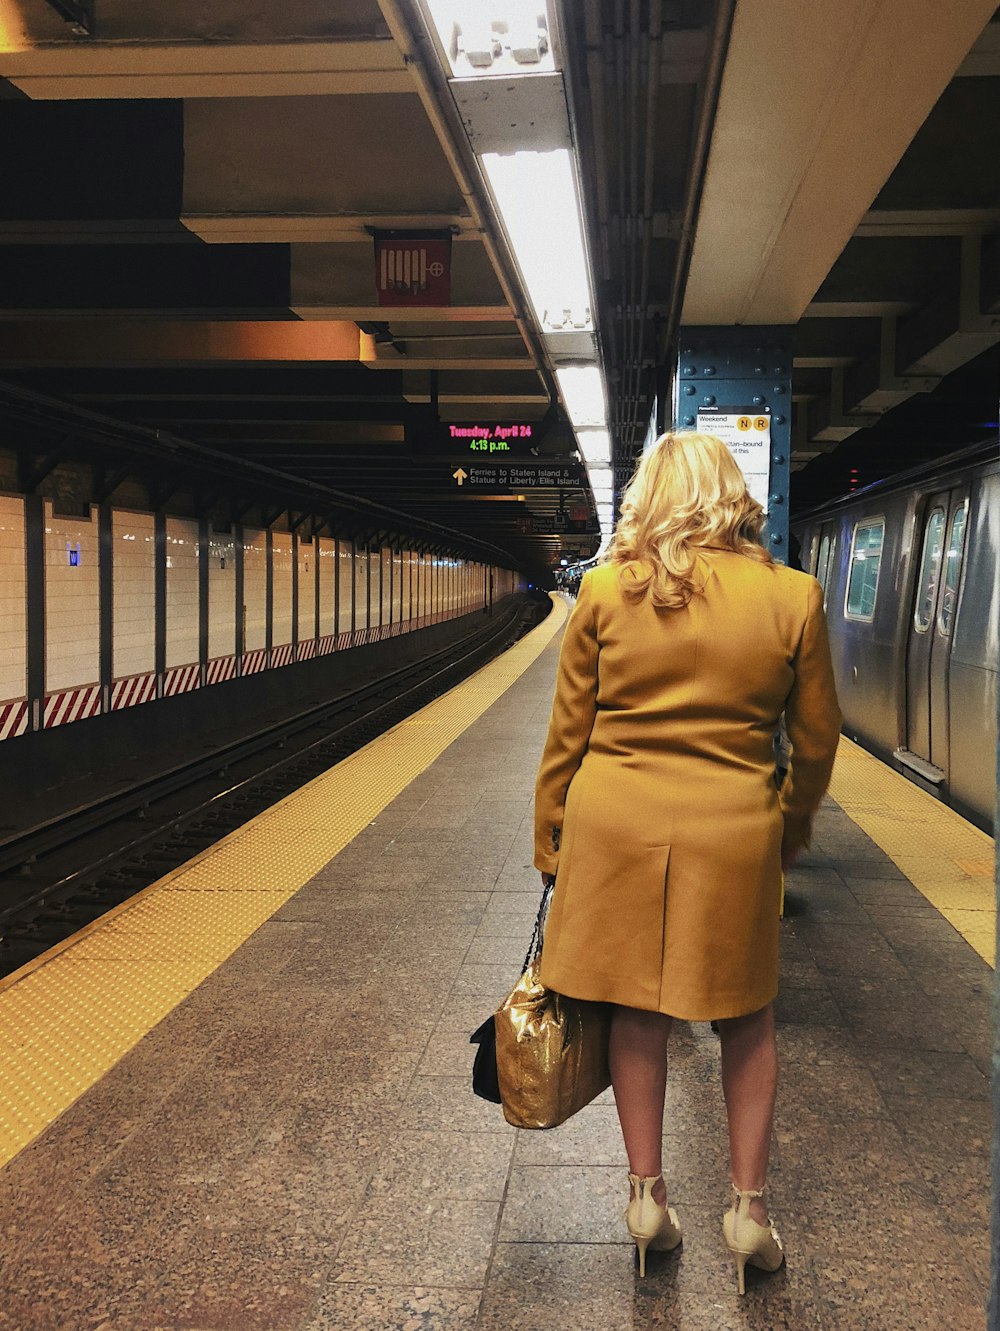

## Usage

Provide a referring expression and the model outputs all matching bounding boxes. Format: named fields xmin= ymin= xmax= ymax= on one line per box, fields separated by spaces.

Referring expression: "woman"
xmin=533 ymin=432 xmax=841 ymax=1292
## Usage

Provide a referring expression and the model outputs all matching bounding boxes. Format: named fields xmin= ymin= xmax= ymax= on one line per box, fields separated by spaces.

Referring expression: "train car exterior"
xmin=794 ymin=440 xmax=998 ymax=833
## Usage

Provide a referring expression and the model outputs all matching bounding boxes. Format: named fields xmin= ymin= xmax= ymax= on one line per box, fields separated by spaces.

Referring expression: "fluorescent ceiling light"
xmin=424 ymin=1 xmax=555 ymax=76
xmin=555 ymin=366 xmax=607 ymax=431
xmin=576 ymin=429 xmax=611 ymax=465
xmin=482 ymin=150 xmax=592 ymax=334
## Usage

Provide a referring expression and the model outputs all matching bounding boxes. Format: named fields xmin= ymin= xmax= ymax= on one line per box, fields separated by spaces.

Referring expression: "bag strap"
xmin=522 ymin=878 xmax=555 ymax=971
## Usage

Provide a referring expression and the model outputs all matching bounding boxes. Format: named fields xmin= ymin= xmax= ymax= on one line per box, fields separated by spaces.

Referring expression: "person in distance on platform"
xmin=533 ymin=431 xmax=841 ymax=1293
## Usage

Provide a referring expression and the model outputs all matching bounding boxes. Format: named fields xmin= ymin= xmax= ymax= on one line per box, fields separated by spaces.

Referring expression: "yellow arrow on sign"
xmin=453 ymin=467 xmax=468 ymax=485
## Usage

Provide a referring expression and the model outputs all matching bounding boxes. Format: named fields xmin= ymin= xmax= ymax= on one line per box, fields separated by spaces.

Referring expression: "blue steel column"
xmin=674 ymin=327 xmax=794 ymax=559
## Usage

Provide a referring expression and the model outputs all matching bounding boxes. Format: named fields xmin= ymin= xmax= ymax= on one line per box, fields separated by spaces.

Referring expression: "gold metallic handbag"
xmin=493 ymin=883 xmax=612 ymax=1130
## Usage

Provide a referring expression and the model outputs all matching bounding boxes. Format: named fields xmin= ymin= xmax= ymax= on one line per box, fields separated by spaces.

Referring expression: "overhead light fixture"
xmin=576 ymin=429 xmax=611 ymax=466
xmin=481 ymin=150 xmax=592 ymax=334
xmin=555 ymin=366 xmax=607 ymax=431
xmin=583 ymin=468 xmax=615 ymax=489
xmin=423 ymin=1 xmax=555 ymax=76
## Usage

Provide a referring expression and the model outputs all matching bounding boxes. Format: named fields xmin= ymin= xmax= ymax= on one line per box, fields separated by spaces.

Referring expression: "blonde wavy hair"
xmin=606 ymin=430 xmax=772 ymax=608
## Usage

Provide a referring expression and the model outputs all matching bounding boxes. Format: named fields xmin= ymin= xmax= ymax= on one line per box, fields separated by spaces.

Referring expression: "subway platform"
xmin=0 ymin=596 xmax=992 ymax=1331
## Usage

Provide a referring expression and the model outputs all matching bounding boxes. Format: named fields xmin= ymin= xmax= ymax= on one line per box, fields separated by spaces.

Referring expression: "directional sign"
xmin=448 ymin=462 xmax=584 ymax=491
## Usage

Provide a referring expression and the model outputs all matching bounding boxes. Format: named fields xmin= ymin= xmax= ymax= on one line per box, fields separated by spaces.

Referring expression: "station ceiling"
xmin=0 ymin=0 xmax=997 ymax=567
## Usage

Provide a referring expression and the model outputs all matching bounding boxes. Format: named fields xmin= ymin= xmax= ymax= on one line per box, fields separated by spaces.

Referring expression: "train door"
xmin=903 ymin=488 xmax=969 ymax=777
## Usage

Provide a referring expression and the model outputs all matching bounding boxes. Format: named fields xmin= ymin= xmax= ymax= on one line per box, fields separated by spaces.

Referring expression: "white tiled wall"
xmin=366 ymin=548 xmax=378 ymax=629
xmin=381 ymin=547 xmax=392 ymax=626
xmin=393 ymin=550 xmax=403 ymax=624
xmin=355 ymin=546 xmax=369 ymax=630
xmin=208 ymin=531 xmax=236 ymax=659
xmin=45 ymin=503 xmax=100 ymax=693
xmin=317 ymin=536 xmax=335 ymax=637
xmin=272 ymin=531 xmax=293 ymax=647
xmin=297 ymin=536 xmax=316 ymax=644
xmin=242 ymin=528 xmax=267 ymax=652
xmin=165 ymin=517 xmax=200 ymax=669
xmin=403 ymin=551 xmax=414 ymax=624
xmin=420 ymin=554 xmax=427 ymax=619
xmin=0 ymin=496 xmax=26 ymax=701
xmin=337 ymin=539 xmax=354 ymax=635
xmin=112 ymin=509 xmax=155 ymax=679
xmin=243 ymin=528 xmax=267 ymax=652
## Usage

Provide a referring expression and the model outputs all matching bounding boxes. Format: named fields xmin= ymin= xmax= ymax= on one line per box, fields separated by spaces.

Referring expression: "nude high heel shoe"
xmin=722 ymin=1184 xmax=785 ymax=1295
xmin=625 ymin=1173 xmax=682 ymax=1276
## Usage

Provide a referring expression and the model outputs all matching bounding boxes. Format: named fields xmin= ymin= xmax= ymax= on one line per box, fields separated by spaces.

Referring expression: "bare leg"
xmin=717 ymin=1003 xmax=777 ymax=1225
xmin=609 ymin=1005 xmax=672 ymax=1205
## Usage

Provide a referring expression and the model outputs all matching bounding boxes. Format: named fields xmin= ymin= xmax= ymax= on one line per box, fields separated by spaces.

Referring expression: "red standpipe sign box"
xmin=374 ymin=234 xmax=451 ymax=307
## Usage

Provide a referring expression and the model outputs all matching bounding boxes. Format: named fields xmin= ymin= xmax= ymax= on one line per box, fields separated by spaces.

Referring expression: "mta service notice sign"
xmin=696 ymin=406 xmax=771 ymax=512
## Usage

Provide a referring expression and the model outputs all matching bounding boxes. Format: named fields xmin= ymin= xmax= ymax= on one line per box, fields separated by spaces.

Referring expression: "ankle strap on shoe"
xmin=731 ymin=1184 xmax=765 ymax=1199
xmin=629 ymin=1172 xmax=664 ymax=1199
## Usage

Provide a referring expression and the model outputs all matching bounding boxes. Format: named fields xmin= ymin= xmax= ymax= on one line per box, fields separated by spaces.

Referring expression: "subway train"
xmin=792 ymin=437 xmax=998 ymax=833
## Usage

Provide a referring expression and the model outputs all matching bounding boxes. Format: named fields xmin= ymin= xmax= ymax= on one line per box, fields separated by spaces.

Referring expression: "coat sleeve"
xmin=533 ymin=572 xmax=600 ymax=875
xmin=779 ymin=576 xmax=842 ymax=854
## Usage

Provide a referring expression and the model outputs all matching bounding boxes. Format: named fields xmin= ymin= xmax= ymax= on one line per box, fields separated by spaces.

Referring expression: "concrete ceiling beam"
xmin=956 ymin=19 xmax=1000 ymax=75
xmin=362 ymin=356 xmax=537 ymax=372
xmin=682 ymin=0 xmax=998 ymax=325
xmin=807 ymin=232 xmax=1000 ymax=443
xmin=0 ymin=41 xmax=412 ymax=99
xmin=186 ymin=215 xmax=476 ymax=246
xmin=182 ymin=96 xmax=465 ymax=222
xmin=401 ymin=370 xmax=547 ymax=405
xmin=801 ymin=300 xmax=917 ymax=318
xmin=855 ymin=207 xmax=1000 ymax=237
xmin=292 ymin=306 xmax=512 ymax=324
xmin=289 ymin=239 xmax=507 ymax=314
xmin=0 ymin=320 xmax=364 ymax=366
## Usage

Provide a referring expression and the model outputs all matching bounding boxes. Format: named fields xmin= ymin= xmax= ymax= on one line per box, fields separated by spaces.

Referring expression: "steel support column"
xmin=674 ymin=328 xmax=794 ymax=561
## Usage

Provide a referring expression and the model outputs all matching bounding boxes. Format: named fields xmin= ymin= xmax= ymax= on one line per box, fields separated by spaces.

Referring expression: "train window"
xmin=937 ymin=504 xmax=967 ymax=637
xmin=845 ymin=519 xmax=884 ymax=621
xmin=914 ymin=508 xmax=945 ymax=633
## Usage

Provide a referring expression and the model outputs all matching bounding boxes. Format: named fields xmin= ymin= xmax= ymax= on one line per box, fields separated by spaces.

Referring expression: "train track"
xmin=0 ymin=599 xmax=546 ymax=977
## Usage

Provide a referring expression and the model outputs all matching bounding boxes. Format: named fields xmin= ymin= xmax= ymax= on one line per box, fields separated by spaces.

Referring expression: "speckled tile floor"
xmin=0 ymin=631 xmax=990 ymax=1330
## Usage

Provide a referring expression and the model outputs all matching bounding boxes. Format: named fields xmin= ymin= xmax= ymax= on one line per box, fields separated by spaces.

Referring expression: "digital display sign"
xmin=446 ymin=423 xmax=535 ymax=454
xmin=409 ymin=419 xmax=545 ymax=457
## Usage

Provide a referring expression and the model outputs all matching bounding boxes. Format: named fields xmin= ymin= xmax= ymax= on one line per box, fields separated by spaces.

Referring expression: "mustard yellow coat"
xmin=534 ymin=552 xmax=841 ymax=1022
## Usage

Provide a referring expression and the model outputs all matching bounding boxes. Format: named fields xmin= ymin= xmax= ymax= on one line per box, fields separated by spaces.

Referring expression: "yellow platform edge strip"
xmin=827 ymin=736 xmax=995 ymax=967
xmin=0 ymin=598 xmax=568 ymax=1171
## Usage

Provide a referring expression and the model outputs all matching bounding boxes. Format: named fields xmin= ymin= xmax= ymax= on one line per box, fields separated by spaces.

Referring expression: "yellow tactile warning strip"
xmin=0 ymin=597 xmax=568 ymax=1171
xmin=828 ymin=736 xmax=996 ymax=967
